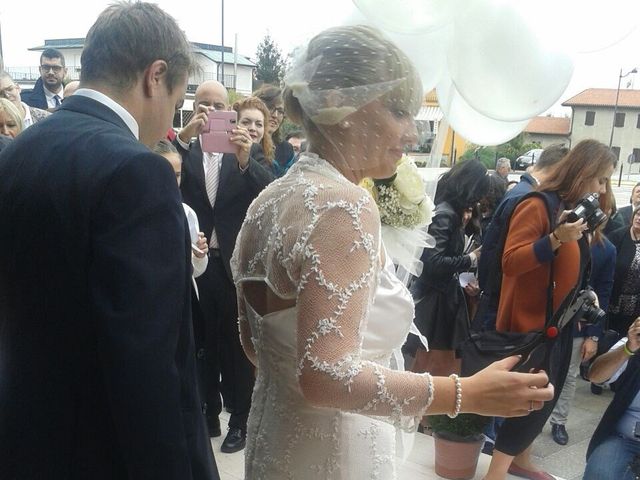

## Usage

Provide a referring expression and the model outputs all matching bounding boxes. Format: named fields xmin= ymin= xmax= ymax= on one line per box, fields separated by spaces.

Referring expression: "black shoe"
xmin=207 ymin=418 xmax=221 ymax=438
xmin=591 ymin=383 xmax=603 ymax=395
xmin=551 ymin=424 xmax=568 ymax=446
xmin=221 ymin=427 xmax=246 ymax=453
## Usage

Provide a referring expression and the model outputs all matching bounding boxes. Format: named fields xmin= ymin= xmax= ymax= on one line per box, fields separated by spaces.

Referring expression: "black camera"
xmin=562 ymin=288 xmax=606 ymax=328
xmin=565 ymin=193 xmax=607 ymax=233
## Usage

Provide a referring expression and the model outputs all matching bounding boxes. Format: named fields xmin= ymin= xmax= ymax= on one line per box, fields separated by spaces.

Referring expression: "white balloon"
xmin=448 ymin=0 xmax=574 ymax=122
xmin=436 ymin=76 xmax=529 ymax=146
xmin=388 ymin=25 xmax=452 ymax=93
xmin=352 ymin=0 xmax=467 ymax=34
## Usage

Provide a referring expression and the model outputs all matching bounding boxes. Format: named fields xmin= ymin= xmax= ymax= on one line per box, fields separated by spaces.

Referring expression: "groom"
xmin=0 ymin=3 xmax=218 ymax=479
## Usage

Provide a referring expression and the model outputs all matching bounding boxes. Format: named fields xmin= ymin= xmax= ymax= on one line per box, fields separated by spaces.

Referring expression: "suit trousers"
xmin=550 ymin=336 xmax=585 ymax=426
xmin=196 ymin=253 xmax=255 ymax=431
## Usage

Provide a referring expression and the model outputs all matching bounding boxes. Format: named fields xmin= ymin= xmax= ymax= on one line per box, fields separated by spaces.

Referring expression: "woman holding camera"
xmin=607 ymin=207 xmax=640 ymax=338
xmin=485 ymin=139 xmax=616 ymax=480
xmin=584 ymin=318 xmax=640 ymax=480
xmin=232 ymin=96 xmax=274 ymax=165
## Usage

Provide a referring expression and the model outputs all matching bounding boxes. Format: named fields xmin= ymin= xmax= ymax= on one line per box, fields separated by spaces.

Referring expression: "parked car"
xmin=514 ymin=148 xmax=544 ymax=170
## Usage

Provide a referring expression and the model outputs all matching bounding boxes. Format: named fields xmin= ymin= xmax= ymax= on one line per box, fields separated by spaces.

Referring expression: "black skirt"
xmin=413 ymin=277 xmax=469 ymax=351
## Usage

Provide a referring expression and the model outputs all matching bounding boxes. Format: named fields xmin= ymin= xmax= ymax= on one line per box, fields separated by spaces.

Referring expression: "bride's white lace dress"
xmin=232 ymin=154 xmax=433 ymax=479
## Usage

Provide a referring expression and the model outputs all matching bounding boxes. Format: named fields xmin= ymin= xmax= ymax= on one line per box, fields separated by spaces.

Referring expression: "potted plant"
xmin=429 ymin=413 xmax=489 ymax=480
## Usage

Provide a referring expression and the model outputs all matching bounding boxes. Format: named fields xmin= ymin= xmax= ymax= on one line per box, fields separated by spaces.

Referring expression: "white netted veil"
xmin=283 ymin=25 xmax=424 ymax=176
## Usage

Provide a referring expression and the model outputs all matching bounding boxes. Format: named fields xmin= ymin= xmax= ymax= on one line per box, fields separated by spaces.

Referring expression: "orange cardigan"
xmin=496 ymin=197 xmax=580 ymax=333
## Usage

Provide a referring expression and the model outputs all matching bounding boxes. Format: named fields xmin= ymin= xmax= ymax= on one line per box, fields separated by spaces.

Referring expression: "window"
xmin=636 ymin=114 xmax=640 ymax=128
xmin=615 ymin=112 xmax=626 ymax=128
xmin=633 ymin=148 xmax=640 ymax=163
xmin=612 ymin=146 xmax=621 ymax=161
xmin=585 ymin=111 xmax=595 ymax=126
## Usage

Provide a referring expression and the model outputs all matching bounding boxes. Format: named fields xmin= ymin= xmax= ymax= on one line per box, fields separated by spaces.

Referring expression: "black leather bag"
xmin=459 ymin=330 xmax=548 ymax=376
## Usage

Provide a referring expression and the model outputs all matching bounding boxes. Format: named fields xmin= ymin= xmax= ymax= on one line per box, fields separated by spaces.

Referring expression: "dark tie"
xmin=53 ymin=95 xmax=61 ymax=107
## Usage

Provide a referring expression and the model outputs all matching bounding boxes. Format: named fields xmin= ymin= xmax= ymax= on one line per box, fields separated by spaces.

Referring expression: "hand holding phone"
xmin=201 ymin=110 xmax=237 ymax=154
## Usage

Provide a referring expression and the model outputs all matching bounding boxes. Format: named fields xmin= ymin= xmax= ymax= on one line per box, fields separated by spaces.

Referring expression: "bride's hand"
xmin=461 ymin=356 xmax=554 ymax=417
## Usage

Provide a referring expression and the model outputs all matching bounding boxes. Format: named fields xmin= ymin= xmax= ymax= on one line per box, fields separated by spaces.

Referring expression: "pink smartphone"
xmin=201 ymin=110 xmax=237 ymax=154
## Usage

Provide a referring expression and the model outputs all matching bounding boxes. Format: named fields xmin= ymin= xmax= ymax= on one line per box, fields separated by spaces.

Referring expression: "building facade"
xmin=6 ymin=38 xmax=256 ymax=96
xmin=522 ymin=116 xmax=571 ymax=148
xmin=563 ymin=88 xmax=640 ymax=173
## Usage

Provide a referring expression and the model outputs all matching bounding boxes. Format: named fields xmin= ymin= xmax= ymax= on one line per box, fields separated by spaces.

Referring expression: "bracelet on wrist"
xmin=424 ymin=373 xmax=435 ymax=411
xmin=624 ymin=341 xmax=636 ymax=356
xmin=447 ymin=374 xmax=462 ymax=419
xmin=551 ymin=231 xmax=563 ymax=244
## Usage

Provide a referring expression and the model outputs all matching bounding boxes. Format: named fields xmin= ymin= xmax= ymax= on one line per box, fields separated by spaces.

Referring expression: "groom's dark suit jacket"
xmin=0 ymin=94 xmax=218 ymax=479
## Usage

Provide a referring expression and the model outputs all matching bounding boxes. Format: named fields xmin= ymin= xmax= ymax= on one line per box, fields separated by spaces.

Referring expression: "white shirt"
xmin=43 ymin=85 xmax=64 ymax=109
xmin=21 ymin=102 xmax=34 ymax=128
xmin=73 ymin=89 xmax=139 ymax=139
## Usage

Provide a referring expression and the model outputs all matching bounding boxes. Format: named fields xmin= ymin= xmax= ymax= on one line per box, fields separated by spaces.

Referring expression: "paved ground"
xmin=528 ymin=379 xmax=612 ymax=480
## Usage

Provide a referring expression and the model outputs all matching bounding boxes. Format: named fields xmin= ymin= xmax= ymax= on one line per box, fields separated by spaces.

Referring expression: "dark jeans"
xmin=584 ymin=434 xmax=640 ymax=480
xmin=196 ymin=253 xmax=254 ymax=431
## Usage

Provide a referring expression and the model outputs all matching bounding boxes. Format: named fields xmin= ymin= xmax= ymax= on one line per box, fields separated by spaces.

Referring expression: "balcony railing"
xmin=4 ymin=66 xmax=82 ymax=82
xmin=187 ymin=73 xmax=236 ymax=93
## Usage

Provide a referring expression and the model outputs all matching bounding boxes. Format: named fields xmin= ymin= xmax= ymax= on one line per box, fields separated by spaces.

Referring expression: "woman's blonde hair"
xmin=0 ymin=98 xmax=24 ymax=136
xmin=232 ymin=96 xmax=273 ymax=165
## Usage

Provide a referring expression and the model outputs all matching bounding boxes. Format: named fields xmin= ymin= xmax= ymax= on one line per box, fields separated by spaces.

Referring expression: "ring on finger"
xmin=528 ymin=400 xmax=534 ymax=412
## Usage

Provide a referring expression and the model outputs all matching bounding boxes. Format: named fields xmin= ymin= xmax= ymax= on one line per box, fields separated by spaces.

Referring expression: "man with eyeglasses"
xmin=0 ymin=71 xmax=50 ymax=128
xmin=21 ymin=48 xmax=67 ymax=110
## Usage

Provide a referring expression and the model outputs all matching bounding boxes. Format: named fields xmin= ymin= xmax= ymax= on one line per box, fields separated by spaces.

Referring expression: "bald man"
xmin=62 ymin=81 xmax=80 ymax=100
xmin=175 ymin=81 xmax=274 ymax=453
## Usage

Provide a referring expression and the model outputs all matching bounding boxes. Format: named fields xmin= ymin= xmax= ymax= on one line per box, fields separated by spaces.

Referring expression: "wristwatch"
xmin=589 ymin=336 xmax=599 ymax=342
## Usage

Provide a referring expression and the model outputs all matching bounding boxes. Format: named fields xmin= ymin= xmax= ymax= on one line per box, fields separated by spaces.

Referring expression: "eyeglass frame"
xmin=269 ymin=106 xmax=285 ymax=117
xmin=40 ymin=64 xmax=65 ymax=73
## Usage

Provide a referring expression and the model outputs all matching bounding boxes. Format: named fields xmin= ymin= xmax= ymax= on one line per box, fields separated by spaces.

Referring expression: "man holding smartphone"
xmin=175 ymin=80 xmax=274 ymax=453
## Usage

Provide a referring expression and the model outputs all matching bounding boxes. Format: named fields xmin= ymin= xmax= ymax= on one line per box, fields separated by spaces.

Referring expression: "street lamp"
xmin=610 ymin=67 xmax=637 ymax=186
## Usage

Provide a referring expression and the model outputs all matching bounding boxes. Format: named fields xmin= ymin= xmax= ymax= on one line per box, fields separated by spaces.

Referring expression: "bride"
xmin=231 ymin=24 xmax=554 ymax=480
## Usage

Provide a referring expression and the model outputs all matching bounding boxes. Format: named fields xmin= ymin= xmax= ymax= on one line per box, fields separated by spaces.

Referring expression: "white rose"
xmin=393 ymin=161 xmax=425 ymax=205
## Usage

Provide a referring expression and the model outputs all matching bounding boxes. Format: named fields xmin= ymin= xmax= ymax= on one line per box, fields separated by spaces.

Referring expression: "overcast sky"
xmin=1 ymin=0 xmax=639 ymax=115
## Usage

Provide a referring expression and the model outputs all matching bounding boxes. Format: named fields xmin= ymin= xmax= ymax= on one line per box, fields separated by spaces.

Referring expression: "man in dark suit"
xmin=176 ymin=80 xmax=274 ymax=453
xmin=21 ymin=48 xmax=67 ymax=110
xmin=0 ymin=3 xmax=218 ymax=479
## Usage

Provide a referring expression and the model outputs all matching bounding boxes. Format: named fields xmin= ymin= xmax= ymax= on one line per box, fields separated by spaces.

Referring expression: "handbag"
xmin=458 ymin=263 xmax=556 ymax=376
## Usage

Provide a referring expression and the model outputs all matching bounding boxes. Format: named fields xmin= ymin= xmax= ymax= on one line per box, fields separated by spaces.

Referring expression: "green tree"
xmin=459 ymin=134 xmax=541 ymax=170
xmin=254 ymin=34 xmax=286 ymax=85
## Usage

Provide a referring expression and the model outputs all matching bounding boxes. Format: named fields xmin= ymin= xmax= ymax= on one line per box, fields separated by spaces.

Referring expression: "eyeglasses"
xmin=270 ymin=107 xmax=285 ymax=117
xmin=0 ymin=84 xmax=17 ymax=98
xmin=40 ymin=64 xmax=64 ymax=73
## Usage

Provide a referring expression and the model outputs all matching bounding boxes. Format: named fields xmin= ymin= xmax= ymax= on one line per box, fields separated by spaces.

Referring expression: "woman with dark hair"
xmin=411 ymin=159 xmax=490 ymax=376
xmin=232 ymin=96 xmax=274 ymax=165
xmin=254 ymin=84 xmax=296 ymax=177
xmin=485 ymin=139 xmax=617 ymax=480
xmin=608 ymin=206 xmax=640 ymax=337
xmin=479 ymin=174 xmax=507 ymax=235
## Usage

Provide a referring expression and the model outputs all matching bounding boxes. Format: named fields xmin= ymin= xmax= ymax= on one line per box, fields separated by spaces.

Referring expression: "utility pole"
xmin=220 ymin=0 xmax=224 ymax=87
xmin=0 ymin=17 xmax=4 ymax=71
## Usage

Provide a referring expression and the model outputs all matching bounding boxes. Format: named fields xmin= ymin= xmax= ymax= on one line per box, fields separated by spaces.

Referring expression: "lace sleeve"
xmin=236 ymin=282 xmax=257 ymax=366
xmin=296 ymin=188 xmax=433 ymax=420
